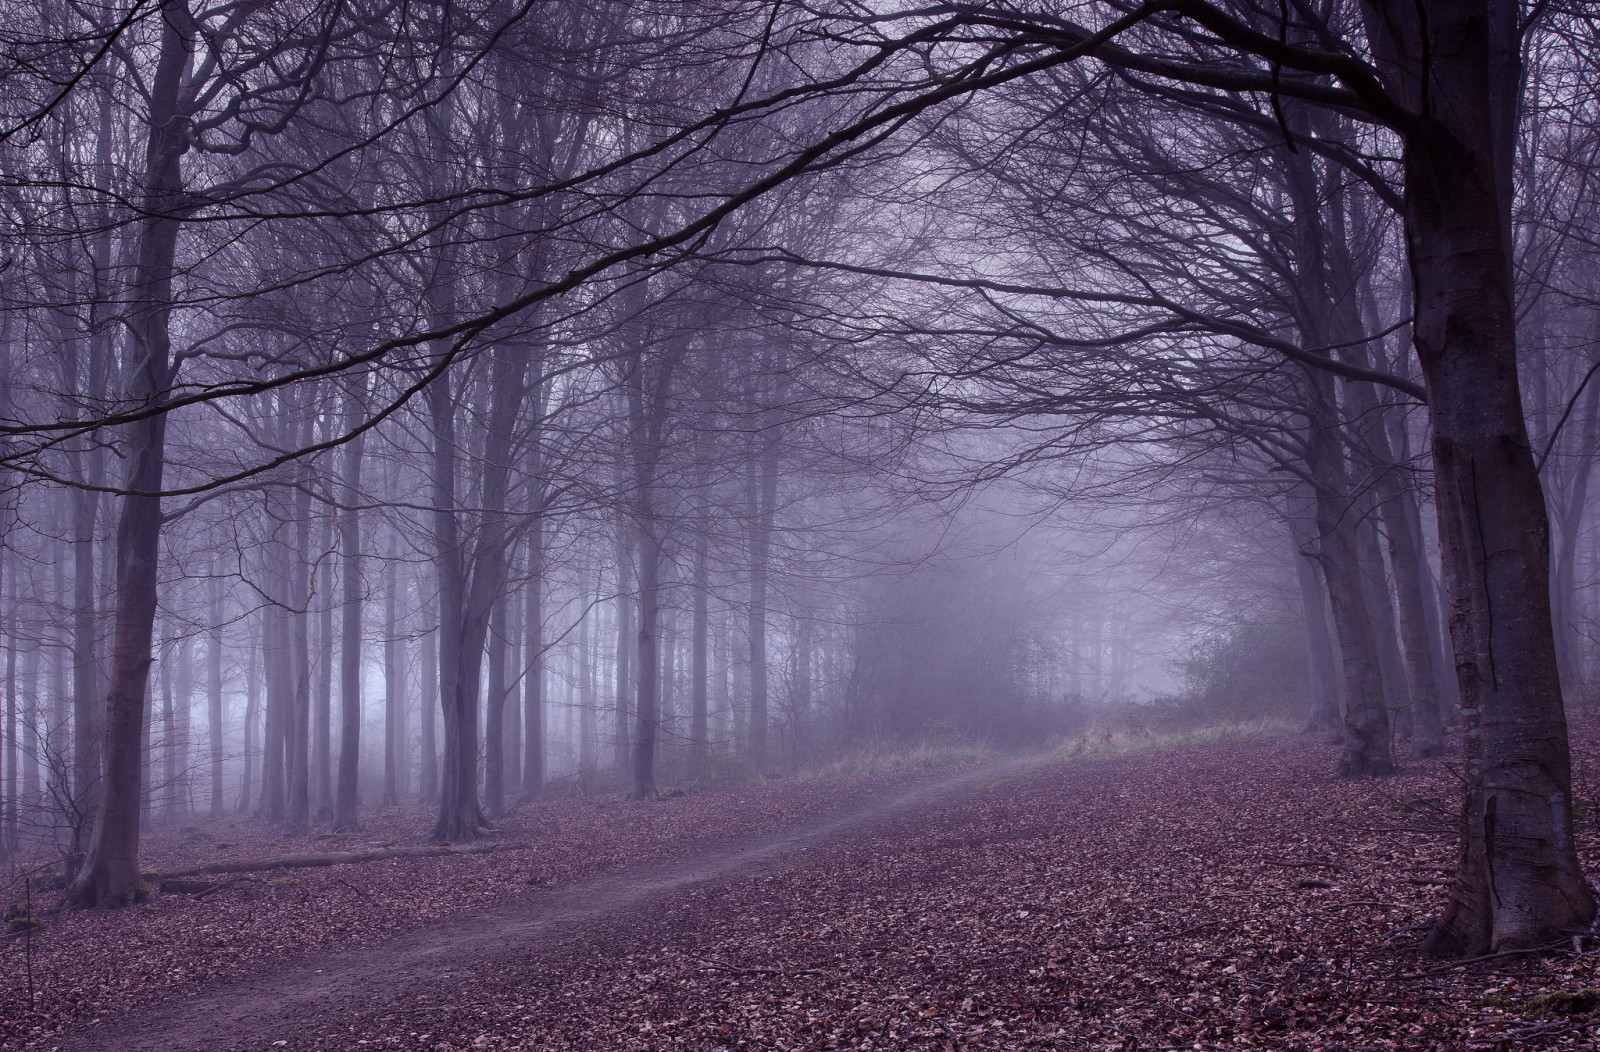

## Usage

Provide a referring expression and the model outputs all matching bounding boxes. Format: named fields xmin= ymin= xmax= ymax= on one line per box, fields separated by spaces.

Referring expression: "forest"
xmin=2 ymin=1 xmax=1600 ymax=1049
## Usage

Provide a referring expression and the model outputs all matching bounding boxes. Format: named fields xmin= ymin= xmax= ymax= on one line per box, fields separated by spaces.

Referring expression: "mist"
xmin=1 ymin=2 xmax=1598 ymax=1048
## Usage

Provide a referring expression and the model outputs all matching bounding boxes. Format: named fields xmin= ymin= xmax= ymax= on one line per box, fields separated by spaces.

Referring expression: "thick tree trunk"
xmin=1281 ymin=125 xmax=1392 ymax=778
xmin=1361 ymin=0 xmax=1596 ymax=953
xmin=429 ymin=364 xmax=482 ymax=839
xmin=67 ymin=6 xmax=190 ymax=906
xmin=1305 ymin=415 xmax=1395 ymax=778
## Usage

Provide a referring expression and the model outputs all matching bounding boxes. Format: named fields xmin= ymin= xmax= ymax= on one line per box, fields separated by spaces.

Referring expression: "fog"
xmin=0 ymin=0 xmax=1593 ymax=969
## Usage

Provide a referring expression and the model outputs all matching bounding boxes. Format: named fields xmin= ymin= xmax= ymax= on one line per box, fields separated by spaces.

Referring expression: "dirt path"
xmin=52 ymin=753 xmax=1051 ymax=1052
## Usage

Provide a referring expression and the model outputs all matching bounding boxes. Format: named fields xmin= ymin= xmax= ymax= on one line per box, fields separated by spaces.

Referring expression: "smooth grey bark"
xmin=1546 ymin=371 xmax=1599 ymax=692
xmin=577 ymin=578 xmax=595 ymax=773
xmin=1290 ymin=518 xmax=1340 ymax=732
xmin=745 ymin=412 xmax=780 ymax=776
xmin=333 ymin=381 xmax=365 ymax=831
xmin=259 ymin=526 xmax=291 ymax=824
xmin=419 ymin=626 xmax=437 ymax=802
xmin=207 ymin=574 xmax=225 ymax=818
xmin=239 ymin=620 xmax=259 ymax=814
xmin=1358 ymin=0 xmax=1595 ymax=952
xmin=314 ymin=511 xmax=334 ymax=821
xmin=504 ymin=560 xmax=521 ymax=795
xmin=612 ymin=545 xmax=633 ymax=774
xmin=285 ymin=414 xmax=314 ymax=831
xmin=484 ymin=587 xmax=510 ymax=818
xmin=689 ymin=504 xmax=710 ymax=777
xmin=521 ymin=526 xmax=545 ymax=799
xmin=68 ymin=6 xmax=191 ymax=905
xmin=383 ymin=553 xmax=400 ymax=808
xmin=1280 ymin=123 xmax=1393 ymax=778
xmin=2 ymin=555 xmax=13 ymax=854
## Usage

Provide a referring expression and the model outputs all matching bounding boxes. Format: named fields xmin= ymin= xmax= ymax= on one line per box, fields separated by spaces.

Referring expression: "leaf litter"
xmin=13 ymin=719 xmax=1600 ymax=1050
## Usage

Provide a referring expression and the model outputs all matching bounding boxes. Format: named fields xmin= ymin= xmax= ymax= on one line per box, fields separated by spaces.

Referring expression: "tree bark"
xmin=1360 ymin=0 xmax=1597 ymax=953
xmin=383 ymin=553 xmax=401 ymax=808
xmin=68 ymin=4 xmax=191 ymax=906
xmin=689 ymin=507 xmax=710 ymax=777
xmin=314 ymin=510 xmax=334 ymax=822
xmin=239 ymin=620 xmax=259 ymax=814
xmin=484 ymin=588 xmax=509 ymax=819
xmin=1290 ymin=515 xmax=1340 ymax=731
xmin=333 ymin=381 xmax=365 ymax=831
xmin=746 ymin=426 xmax=780 ymax=776
xmin=521 ymin=526 xmax=545 ymax=799
xmin=419 ymin=625 xmax=437 ymax=802
xmin=207 ymin=574 xmax=225 ymax=819
xmin=285 ymin=415 xmax=314 ymax=830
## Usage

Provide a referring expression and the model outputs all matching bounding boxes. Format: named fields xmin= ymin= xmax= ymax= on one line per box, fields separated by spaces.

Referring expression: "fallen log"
xmin=152 ymin=843 xmax=498 ymax=882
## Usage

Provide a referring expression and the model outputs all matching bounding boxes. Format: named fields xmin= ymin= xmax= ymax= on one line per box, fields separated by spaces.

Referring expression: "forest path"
xmin=52 ymin=752 xmax=1052 ymax=1052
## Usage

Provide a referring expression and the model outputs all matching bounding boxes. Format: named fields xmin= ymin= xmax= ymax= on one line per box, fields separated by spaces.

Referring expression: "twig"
xmin=1092 ymin=921 xmax=1223 ymax=952
xmin=1323 ymin=901 xmax=1405 ymax=910
xmin=1261 ymin=858 xmax=1343 ymax=871
xmin=384 ymin=1002 xmax=489 ymax=1015
xmin=696 ymin=956 xmax=823 ymax=977
xmin=332 ymin=877 xmax=371 ymax=899
xmin=193 ymin=877 xmax=263 ymax=900
xmin=1402 ymin=942 xmax=1569 ymax=978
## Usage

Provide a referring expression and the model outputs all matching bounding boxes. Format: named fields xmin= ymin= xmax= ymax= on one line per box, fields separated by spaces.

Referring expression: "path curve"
xmin=54 ymin=753 xmax=1051 ymax=1052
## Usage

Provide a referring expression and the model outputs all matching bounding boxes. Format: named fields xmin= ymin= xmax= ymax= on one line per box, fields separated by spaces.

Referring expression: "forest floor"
xmin=11 ymin=721 xmax=1600 ymax=1051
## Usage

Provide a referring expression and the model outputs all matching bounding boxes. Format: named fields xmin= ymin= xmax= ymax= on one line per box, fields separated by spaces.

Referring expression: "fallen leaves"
xmin=12 ymin=719 xmax=1600 ymax=1050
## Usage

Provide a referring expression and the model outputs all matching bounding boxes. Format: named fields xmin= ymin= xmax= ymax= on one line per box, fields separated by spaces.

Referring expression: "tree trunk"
xmin=503 ymin=565 xmax=521 ymax=795
xmin=285 ymin=423 xmax=314 ymax=830
xmin=239 ymin=621 xmax=259 ymax=814
xmin=1290 ymin=517 xmax=1340 ymax=731
xmin=613 ymin=538 xmax=633 ymax=773
xmin=1361 ymin=0 xmax=1597 ymax=953
xmin=629 ymin=523 xmax=661 ymax=800
xmin=333 ymin=382 xmax=365 ymax=831
xmin=576 ymin=580 xmax=594 ymax=774
xmin=314 ymin=511 xmax=334 ymax=822
xmin=689 ymin=512 xmax=710 ymax=778
xmin=260 ymin=496 xmax=292 ymax=824
xmin=68 ymin=6 xmax=191 ymax=906
xmin=420 ymin=626 xmax=437 ymax=802
xmin=208 ymin=575 xmax=225 ymax=819
xmin=1304 ymin=413 xmax=1394 ymax=777
xmin=521 ymin=527 xmax=545 ymax=800
xmin=484 ymin=588 xmax=509 ymax=819
xmin=383 ymin=554 xmax=400 ymax=808
xmin=746 ymin=430 xmax=779 ymax=776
